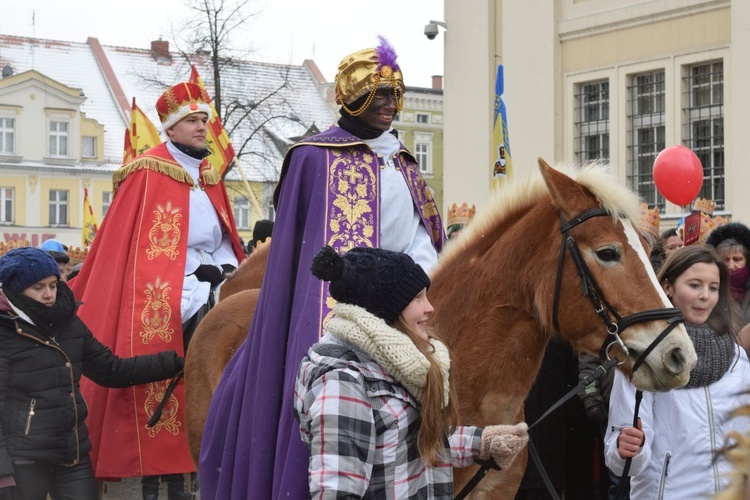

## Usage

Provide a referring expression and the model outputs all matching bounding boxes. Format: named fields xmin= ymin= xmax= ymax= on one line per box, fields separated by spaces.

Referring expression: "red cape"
xmin=70 ymin=142 xmax=243 ymax=477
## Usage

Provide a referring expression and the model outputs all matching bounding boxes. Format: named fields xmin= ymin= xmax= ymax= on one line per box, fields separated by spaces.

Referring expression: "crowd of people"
xmin=3 ymin=33 xmax=750 ymax=500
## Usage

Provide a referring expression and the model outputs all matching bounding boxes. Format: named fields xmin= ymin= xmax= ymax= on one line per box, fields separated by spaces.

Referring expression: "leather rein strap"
xmin=455 ymin=207 xmax=683 ymax=500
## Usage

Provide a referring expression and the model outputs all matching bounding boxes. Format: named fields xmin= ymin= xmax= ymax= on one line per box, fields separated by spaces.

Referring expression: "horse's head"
xmin=537 ymin=158 xmax=696 ymax=391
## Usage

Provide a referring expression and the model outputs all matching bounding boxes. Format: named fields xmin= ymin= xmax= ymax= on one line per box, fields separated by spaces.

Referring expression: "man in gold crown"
xmin=69 ymin=82 xmax=244 ymax=498
xmin=200 ymin=37 xmax=445 ymax=499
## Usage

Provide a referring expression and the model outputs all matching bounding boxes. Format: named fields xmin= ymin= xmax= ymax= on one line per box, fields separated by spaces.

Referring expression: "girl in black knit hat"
xmin=293 ymin=245 xmax=528 ymax=499
xmin=0 ymin=248 xmax=184 ymax=500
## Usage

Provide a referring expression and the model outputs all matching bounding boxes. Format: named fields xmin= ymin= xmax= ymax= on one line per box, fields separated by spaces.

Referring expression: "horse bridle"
xmin=552 ymin=206 xmax=684 ymax=366
xmin=455 ymin=206 xmax=685 ymax=500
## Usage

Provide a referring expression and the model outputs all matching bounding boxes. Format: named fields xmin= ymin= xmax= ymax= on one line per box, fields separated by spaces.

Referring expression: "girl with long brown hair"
xmin=605 ymin=245 xmax=750 ymax=498
xmin=294 ymin=245 xmax=528 ymax=498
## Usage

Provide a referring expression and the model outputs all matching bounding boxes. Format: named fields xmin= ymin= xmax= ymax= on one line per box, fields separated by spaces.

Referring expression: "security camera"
xmin=424 ymin=23 xmax=439 ymax=40
xmin=424 ymin=20 xmax=447 ymax=40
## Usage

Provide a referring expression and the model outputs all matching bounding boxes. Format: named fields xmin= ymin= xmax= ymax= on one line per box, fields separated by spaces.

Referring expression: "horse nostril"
xmin=667 ymin=347 xmax=686 ymax=373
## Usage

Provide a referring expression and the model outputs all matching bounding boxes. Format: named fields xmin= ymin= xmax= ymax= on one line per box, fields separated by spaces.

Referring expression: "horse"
xmin=183 ymin=159 xmax=698 ymax=497
xmin=183 ymin=242 xmax=268 ymax=465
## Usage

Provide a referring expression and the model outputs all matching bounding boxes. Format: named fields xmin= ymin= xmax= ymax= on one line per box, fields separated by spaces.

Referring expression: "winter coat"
xmin=0 ymin=298 xmax=182 ymax=478
xmin=294 ymin=333 xmax=482 ymax=499
xmin=604 ymin=346 xmax=750 ymax=499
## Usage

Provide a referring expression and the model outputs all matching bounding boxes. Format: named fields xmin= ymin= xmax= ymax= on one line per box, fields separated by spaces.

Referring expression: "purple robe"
xmin=199 ymin=126 xmax=444 ymax=499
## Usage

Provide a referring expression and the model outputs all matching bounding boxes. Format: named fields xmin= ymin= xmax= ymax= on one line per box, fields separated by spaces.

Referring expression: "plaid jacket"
xmin=294 ymin=335 xmax=483 ymax=499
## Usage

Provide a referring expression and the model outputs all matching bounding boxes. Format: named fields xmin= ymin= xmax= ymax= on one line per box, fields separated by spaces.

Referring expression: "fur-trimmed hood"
xmin=706 ymin=222 xmax=750 ymax=254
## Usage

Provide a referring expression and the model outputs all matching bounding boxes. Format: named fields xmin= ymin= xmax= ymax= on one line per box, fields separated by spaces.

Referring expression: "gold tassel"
xmin=200 ymin=167 xmax=221 ymax=186
xmin=113 ymin=158 xmax=195 ymax=194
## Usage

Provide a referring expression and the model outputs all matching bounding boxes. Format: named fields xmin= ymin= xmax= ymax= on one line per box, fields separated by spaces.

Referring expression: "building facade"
xmin=0 ymin=35 xmax=335 ymax=248
xmin=395 ymin=77 xmax=445 ymax=211
xmin=443 ymin=0 xmax=747 ymax=224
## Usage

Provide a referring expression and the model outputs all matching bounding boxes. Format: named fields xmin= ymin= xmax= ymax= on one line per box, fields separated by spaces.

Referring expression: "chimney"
xmin=151 ymin=40 xmax=171 ymax=61
xmin=431 ymin=75 xmax=443 ymax=90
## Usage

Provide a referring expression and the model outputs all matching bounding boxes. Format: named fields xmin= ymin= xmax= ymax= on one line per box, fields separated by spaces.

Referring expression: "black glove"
xmin=583 ymin=400 xmax=609 ymax=422
xmin=175 ymin=355 xmax=185 ymax=373
xmin=221 ymin=264 xmax=237 ymax=276
xmin=192 ymin=264 xmax=223 ymax=288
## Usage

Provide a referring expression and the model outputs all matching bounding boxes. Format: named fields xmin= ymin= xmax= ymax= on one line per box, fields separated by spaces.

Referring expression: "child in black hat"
xmin=0 ymin=248 xmax=184 ymax=500
xmin=294 ymin=245 xmax=528 ymax=498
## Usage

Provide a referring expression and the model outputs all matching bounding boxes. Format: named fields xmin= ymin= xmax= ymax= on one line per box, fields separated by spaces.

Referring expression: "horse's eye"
xmin=596 ymin=248 xmax=620 ymax=262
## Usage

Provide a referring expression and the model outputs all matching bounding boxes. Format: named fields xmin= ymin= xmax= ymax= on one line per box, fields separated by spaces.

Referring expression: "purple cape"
xmin=199 ymin=127 xmax=444 ymax=499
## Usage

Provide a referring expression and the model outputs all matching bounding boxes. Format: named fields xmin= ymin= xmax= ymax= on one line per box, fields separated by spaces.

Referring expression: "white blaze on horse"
xmin=184 ymin=159 xmax=697 ymax=498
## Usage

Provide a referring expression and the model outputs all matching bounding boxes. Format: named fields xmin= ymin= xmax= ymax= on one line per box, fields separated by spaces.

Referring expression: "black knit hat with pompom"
xmin=310 ymin=245 xmax=431 ymax=324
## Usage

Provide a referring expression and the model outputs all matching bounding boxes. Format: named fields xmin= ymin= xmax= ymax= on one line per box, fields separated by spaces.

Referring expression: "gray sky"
xmin=1 ymin=0 xmax=446 ymax=88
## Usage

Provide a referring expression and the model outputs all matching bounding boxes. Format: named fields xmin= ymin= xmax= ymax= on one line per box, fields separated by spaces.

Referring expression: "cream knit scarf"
xmin=326 ymin=303 xmax=452 ymax=407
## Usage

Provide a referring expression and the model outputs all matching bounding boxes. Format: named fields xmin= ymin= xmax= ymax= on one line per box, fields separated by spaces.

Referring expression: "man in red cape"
xmin=70 ymin=82 xmax=244 ymax=499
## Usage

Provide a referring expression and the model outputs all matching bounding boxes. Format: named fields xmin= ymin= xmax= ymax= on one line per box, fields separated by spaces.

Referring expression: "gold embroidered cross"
xmin=342 ymin=164 xmax=363 ymax=183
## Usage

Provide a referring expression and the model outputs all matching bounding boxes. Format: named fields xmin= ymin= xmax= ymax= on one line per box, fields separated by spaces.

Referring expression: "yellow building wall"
xmin=561 ymin=8 xmax=730 ymax=73
xmin=80 ymin=113 xmax=105 ymax=162
xmin=225 ymin=179 xmax=267 ymax=242
xmin=1 ymin=175 xmax=27 ymax=226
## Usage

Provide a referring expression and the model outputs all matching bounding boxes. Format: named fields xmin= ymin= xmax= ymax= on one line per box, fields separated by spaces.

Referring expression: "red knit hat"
xmin=155 ymin=82 xmax=213 ymax=131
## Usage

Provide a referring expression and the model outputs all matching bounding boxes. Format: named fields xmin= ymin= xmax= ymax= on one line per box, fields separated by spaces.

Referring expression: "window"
xmin=49 ymin=189 xmax=69 ymax=226
xmin=416 ymin=113 xmax=429 ymax=124
xmin=574 ymin=80 xmax=609 ymax=162
xmin=49 ymin=121 xmax=69 ymax=157
xmin=234 ymin=197 xmax=250 ymax=229
xmin=628 ymin=71 xmax=666 ymax=207
xmin=683 ymin=61 xmax=724 ymax=208
xmin=0 ymin=187 xmax=13 ymax=224
xmin=0 ymin=118 xmax=14 ymax=154
xmin=415 ymin=143 xmax=431 ymax=173
xmin=82 ymin=136 xmax=96 ymax=158
xmin=102 ymin=191 xmax=112 ymax=218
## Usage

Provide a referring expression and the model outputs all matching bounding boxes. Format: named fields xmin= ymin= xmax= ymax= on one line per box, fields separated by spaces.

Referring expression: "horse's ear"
xmin=538 ymin=158 xmax=589 ymax=218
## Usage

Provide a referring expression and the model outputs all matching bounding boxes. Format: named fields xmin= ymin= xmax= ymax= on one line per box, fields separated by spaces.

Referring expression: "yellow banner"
xmin=82 ymin=187 xmax=99 ymax=247
xmin=189 ymin=65 xmax=236 ymax=178
xmin=124 ymin=98 xmax=161 ymax=163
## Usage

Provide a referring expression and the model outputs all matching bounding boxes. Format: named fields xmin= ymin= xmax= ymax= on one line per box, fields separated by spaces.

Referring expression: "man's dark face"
xmin=358 ymin=88 xmax=398 ymax=131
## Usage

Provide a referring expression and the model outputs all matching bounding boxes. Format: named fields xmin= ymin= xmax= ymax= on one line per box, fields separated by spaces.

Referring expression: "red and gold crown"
xmin=0 ymin=239 xmax=30 ymax=256
xmin=638 ymin=203 xmax=661 ymax=239
xmin=155 ymin=82 xmax=212 ymax=131
xmin=691 ymin=197 xmax=716 ymax=215
xmin=67 ymin=246 xmax=89 ymax=263
xmin=446 ymin=202 xmax=476 ymax=237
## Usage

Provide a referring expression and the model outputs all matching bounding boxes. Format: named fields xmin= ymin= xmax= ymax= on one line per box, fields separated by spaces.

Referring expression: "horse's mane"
xmin=436 ymin=162 xmax=642 ymax=271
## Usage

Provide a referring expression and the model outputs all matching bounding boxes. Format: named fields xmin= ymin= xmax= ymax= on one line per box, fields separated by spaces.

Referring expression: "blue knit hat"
xmin=0 ymin=247 xmax=61 ymax=293
xmin=310 ymin=245 xmax=430 ymax=324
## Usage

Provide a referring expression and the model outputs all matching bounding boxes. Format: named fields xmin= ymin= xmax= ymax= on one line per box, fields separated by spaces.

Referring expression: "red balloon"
xmin=652 ymin=145 xmax=704 ymax=206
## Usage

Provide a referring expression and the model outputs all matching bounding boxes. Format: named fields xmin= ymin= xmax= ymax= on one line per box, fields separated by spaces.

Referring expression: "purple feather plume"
xmin=375 ymin=35 xmax=400 ymax=71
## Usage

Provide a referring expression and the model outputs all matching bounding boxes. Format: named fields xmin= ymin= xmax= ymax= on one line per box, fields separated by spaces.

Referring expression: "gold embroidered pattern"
xmin=218 ymin=206 xmax=231 ymax=229
xmin=147 ymin=202 xmax=182 ymax=260
xmin=140 ymin=278 xmax=175 ymax=344
xmin=400 ymin=156 xmax=443 ymax=244
xmin=143 ymin=380 xmax=181 ymax=437
xmin=327 ymin=149 xmax=377 ymax=249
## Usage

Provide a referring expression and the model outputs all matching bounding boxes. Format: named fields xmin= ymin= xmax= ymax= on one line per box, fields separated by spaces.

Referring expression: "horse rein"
xmin=455 ymin=206 xmax=684 ymax=500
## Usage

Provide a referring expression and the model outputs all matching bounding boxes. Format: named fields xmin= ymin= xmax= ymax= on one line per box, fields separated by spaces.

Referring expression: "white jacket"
xmin=605 ymin=346 xmax=750 ymax=499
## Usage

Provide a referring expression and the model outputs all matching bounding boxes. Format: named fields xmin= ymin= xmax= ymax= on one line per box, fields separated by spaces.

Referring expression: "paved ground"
xmin=102 ymin=477 xmax=200 ymax=499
